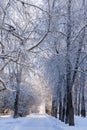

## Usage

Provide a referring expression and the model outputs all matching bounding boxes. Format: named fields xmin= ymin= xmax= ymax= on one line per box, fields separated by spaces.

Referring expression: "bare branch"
xmin=27 ymin=30 xmax=49 ymax=51
xmin=72 ymin=24 xmax=87 ymax=44
xmin=0 ymin=78 xmax=16 ymax=92
xmin=0 ymin=26 xmax=25 ymax=41
xmin=0 ymin=59 xmax=11 ymax=72
xmin=16 ymin=0 xmax=49 ymax=15
xmin=26 ymin=0 xmax=51 ymax=51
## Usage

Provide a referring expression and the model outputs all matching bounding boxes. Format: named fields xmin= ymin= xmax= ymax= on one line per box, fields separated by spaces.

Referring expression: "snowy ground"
xmin=0 ymin=114 xmax=87 ymax=130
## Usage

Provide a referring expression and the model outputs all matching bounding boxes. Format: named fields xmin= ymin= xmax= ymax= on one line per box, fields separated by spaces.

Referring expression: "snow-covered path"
xmin=1 ymin=114 xmax=87 ymax=130
xmin=0 ymin=114 xmax=63 ymax=130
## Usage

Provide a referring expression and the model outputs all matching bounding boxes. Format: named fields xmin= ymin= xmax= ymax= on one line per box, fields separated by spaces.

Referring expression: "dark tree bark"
xmin=61 ymin=94 xmax=66 ymax=122
xmin=80 ymin=72 xmax=86 ymax=117
xmin=80 ymin=0 xmax=86 ymax=118
xmin=65 ymin=87 xmax=74 ymax=125
xmin=59 ymin=92 xmax=62 ymax=120
xmin=13 ymin=65 xmax=22 ymax=118
xmin=68 ymin=92 xmax=74 ymax=126
xmin=14 ymin=90 xmax=20 ymax=118
xmin=65 ymin=0 xmax=74 ymax=125
xmin=74 ymin=77 xmax=79 ymax=116
xmin=77 ymin=86 xmax=81 ymax=116
xmin=51 ymin=98 xmax=58 ymax=118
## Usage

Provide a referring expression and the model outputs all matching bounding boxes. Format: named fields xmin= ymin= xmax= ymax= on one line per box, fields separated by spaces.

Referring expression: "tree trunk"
xmin=65 ymin=89 xmax=74 ymax=125
xmin=13 ymin=65 xmax=22 ymax=118
xmin=68 ymin=92 xmax=74 ymax=126
xmin=77 ymin=86 xmax=81 ymax=116
xmin=13 ymin=91 xmax=19 ymax=118
xmin=61 ymin=95 xmax=66 ymax=122
xmin=81 ymin=95 xmax=86 ymax=117
xmin=51 ymin=97 xmax=58 ymax=118
xmin=59 ymin=92 xmax=62 ymax=120
xmin=74 ymin=78 xmax=78 ymax=115
xmin=80 ymin=72 xmax=86 ymax=117
xmin=80 ymin=0 xmax=86 ymax=118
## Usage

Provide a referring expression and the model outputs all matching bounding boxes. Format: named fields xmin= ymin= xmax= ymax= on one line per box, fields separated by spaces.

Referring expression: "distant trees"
xmin=0 ymin=0 xmax=87 ymax=127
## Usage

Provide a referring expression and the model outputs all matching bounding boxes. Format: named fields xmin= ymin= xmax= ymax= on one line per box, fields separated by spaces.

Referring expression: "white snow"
xmin=0 ymin=114 xmax=87 ymax=130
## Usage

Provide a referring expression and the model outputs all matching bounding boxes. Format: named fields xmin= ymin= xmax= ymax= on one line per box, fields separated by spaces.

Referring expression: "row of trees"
xmin=0 ymin=0 xmax=87 ymax=126
xmin=42 ymin=0 xmax=87 ymax=126
xmin=0 ymin=0 xmax=50 ymax=117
